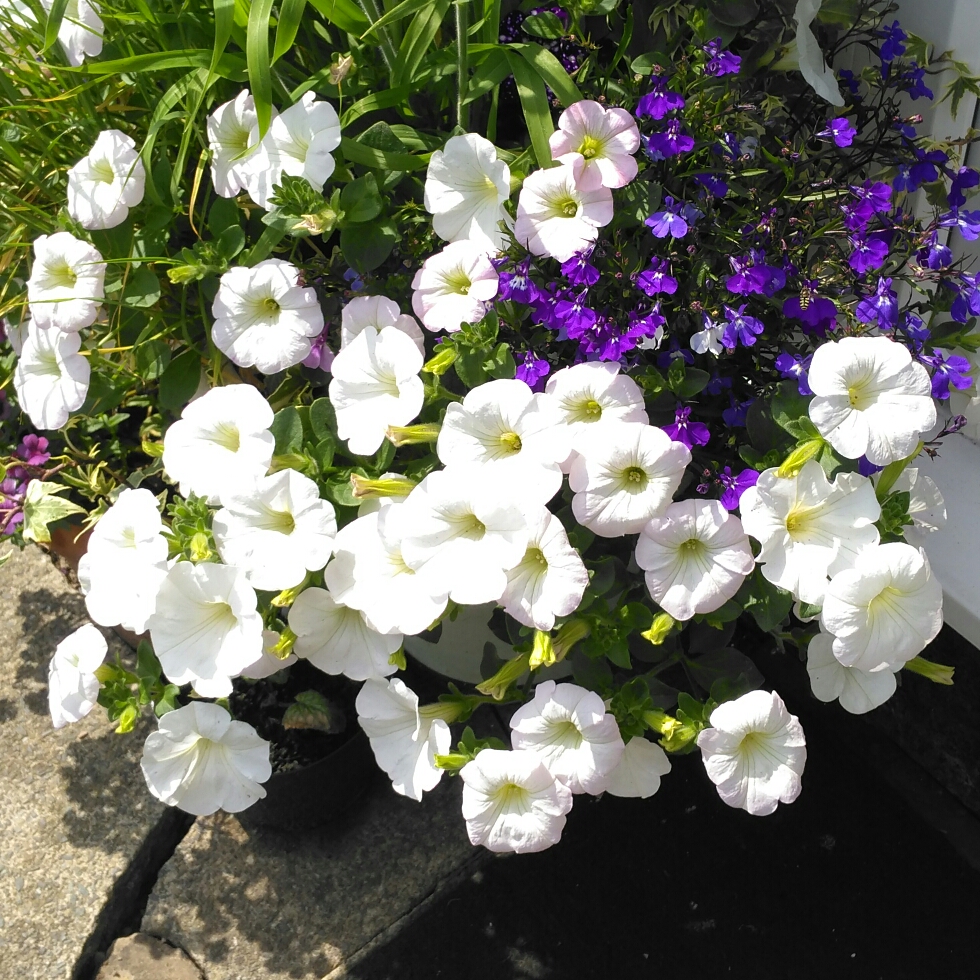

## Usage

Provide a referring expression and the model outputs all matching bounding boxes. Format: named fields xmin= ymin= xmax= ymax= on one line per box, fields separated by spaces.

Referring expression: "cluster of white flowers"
xmin=207 ymin=90 xmax=341 ymax=210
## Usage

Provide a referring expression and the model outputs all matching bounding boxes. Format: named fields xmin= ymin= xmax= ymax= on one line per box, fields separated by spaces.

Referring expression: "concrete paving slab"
xmin=0 ymin=545 xmax=167 ymax=980
xmin=95 ymin=933 xmax=203 ymax=980
xmin=142 ymin=756 xmax=487 ymax=979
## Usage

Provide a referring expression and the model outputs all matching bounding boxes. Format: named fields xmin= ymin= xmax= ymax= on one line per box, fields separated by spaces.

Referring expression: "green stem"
xmin=455 ymin=0 xmax=470 ymax=131
xmin=358 ymin=0 xmax=398 ymax=73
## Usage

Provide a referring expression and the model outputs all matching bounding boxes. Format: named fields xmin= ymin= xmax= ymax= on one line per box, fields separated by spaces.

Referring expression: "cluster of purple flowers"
xmin=1 ymin=435 xmax=50 ymax=536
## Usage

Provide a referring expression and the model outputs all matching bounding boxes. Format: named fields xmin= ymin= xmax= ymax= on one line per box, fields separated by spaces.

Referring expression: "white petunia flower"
xmin=67 ymin=130 xmax=146 ymax=231
xmin=48 ymin=623 xmax=107 ymax=729
xmin=739 ymin=460 xmax=881 ymax=606
xmin=77 ymin=488 xmax=169 ymax=634
xmin=498 ymin=506 xmax=588 ymax=631
xmin=437 ymin=378 xmax=571 ymax=505
xmin=514 ymin=158 xmax=614 ymax=263
xmin=808 ymin=336 xmax=936 ymax=466
xmin=888 ymin=467 xmax=946 ymax=545
xmin=207 ymin=90 xmax=265 ymax=198
xmin=596 ymin=736 xmax=671 ymax=799
xmin=509 ymin=680 xmax=625 ymax=794
xmin=636 ymin=499 xmax=755 ymax=620
xmin=792 ymin=0 xmax=845 ymax=107
xmin=246 ymin=92 xmax=341 ymax=209
xmin=322 ymin=509 xmax=448 ymax=637
xmin=410 ymin=240 xmax=499 ymax=333
xmin=355 ymin=677 xmax=451 ymax=801
xmin=328 ymin=325 xmax=424 ymax=456
xmin=569 ymin=421 xmax=691 ymax=537
xmin=211 ymin=259 xmax=324 ymax=374
xmin=147 ymin=562 xmax=264 ymax=697
xmin=549 ymin=100 xmax=640 ymax=191
xmin=392 ymin=467 xmax=529 ymax=605
xmin=697 ymin=689 xmax=806 ymax=816
xmin=424 ymin=133 xmax=511 ymax=250
xmin=806 ymin=628 xmax=897 ymax=714
xmin=162 ymin=384 xmax=275 ymax=504
xmin=212 ymin=469 xmax=337 ymax=591
xmin=545 ymin=361 xmax=648 ymax=440
xmin=14 ymin=320 xmax=90 ymax=430
xmin=460 ymin=748 xmax=574 ymax=854
xmin=240 ymin=631 xmax=298 ymax=679
xmin=820 ymin=542 xmax=943 ymax=672
xmin=40 ymin=0 xmax=103 ymax=67
xmin=288 ymin=586 xmax=401 ymax=681
xmin=340 ymin=294 xmax=424 ymax=354
xmin=140 ymin=702 xmax=271 ymax=816
xmin=27 ymin=232 xmax=106 ymax=332
xmin=2 ymin=313 xmax=30 ymax=356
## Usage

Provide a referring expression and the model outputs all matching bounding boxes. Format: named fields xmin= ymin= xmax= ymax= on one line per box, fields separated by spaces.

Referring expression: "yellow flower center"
xmin=577 ymin=134 xmax=603 ymax=160
xmin=784 ymin=504 xmax=819 ymax=538
xmin=259 ymin=296 xmax=281 ymax=316
xmin=525 ymin=547 xmax=548 ymax=569
xmin=211 ymin=422 xmax=241 ymax=453
xmin=442 ymin=267 xmax=473 ymax=295
xmin=623 ymin=465 xmax=647 ymax=489
xmin=90 ymin=158 xmax=116 ymax=184
xmin=499 ymin=431 xmax=522 ymax=454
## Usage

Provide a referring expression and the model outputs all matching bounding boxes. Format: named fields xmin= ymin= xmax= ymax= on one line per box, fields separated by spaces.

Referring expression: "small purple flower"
xmin=636 ymin=257 xmax=678 ymax=297
xmin=721 ymin=304 xmax=764 ymax=349
xmin=898 ymin=66 xmax=933 ymax=101
xmin=782 ymin=286 xmax=838 ymax=337
xmin=560 ymin=250 xmax=600 ymax=288
xmin=896 ymin=146 xmax=949 ymax=192
xmin=939 ymin=209 xmax=980 ymax=241
xmin=818 ymin=117 xmax=857 ymax=148
xmin=657 ymin=337 xmax=695 ymax=370
xmin=839 ymin=69 xmax=861 ymax=98
xmin=515 ymin=350 xmax=551 ymax=390
xmin=664 ymin=405 xmax=710 ymax=449
xmin=530 ymin=282 xmax=565 ymax=330
xmin=775 ymin=352 xmax=813 ymax=396
xmin=848 ymin=232 xmax=891 ymax=274
xmin=644 ymin=196 xmax=700 ymax=239
xmin=916 ymin=232 xmax=952 ymax=270
xmin=16 ymin=434 xmax=51 ymax=467
xmin=877 ymin=20 xmax=907 ymax=63
xmin=852 ymin=180 xmax=893 ymax=214
xmin=703 ymin=38 xmax=740 ymax=77
xmin=644 ymin=119 xmax=695 ymax=159
xmin=498 ymin=257 xmax=541 ymax=303
xmin=705 ymin=372 xmax=732 ymax=396
xmin=951 ymin=272 xmax=980 ymax=323
xmin=0 ymin=476 xmax=26 ymax=536
xmin=302 ymin=327 xmax=334 ymax=371
xmin=855 ymin=276 xmax=899 ymax=330
xmin=921 ymin=351 xmax=973 ymax=400
xmin=554 ymin=289 xmax=597 ymax=334
xmin=722 ymin=398 xmax=753 ymax=427
xmin=716 ymin=466 xmax=759 ymax=511
xmin=635 ymin=77 xmax=685 ymax=120
xmin=725 ymin=253 xmax=785 ymax=296
xmin=343 ymin=267 xmax=365 ymax=291
xmin=949 ymin=167 xmax=980 ymax=208
xmin=693 ymin=173 xmax=728 ymax=197
xmin=858 ymin=457 xmax=884 ymax=477
xmin=629 ymin=305 xmax=666 ymax=350
xmin=902 ymin=311 xmax=931 ymax=343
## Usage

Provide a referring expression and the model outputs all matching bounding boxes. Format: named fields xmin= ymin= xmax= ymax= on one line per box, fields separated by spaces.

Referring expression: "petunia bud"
xmin=386 ymin=422 xmax=442 ymax=446
xmin=903 ymin=656 xmax=954 ymax=685
xmin=641 ymin=612 xmax=676 ymax=645
xmin=349 ymin=472 xmax=417 ymax=499
xmin=476 ymin=652 xmax=531 ymax=700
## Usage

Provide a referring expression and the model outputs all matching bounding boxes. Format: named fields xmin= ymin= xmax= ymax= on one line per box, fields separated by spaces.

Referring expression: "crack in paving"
xmin=71 ymin=808 xmax=196 ymax=980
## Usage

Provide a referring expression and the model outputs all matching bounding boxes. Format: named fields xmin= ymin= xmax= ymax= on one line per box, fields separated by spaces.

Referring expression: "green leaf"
xmin=504 ymin=49 xmax=554 ymax=169
xmin=306 ymin=0 xmax=371 ymax=34
xmin=271 ymin=407 xmax=304 ymax=455
xmin=771 ymin=380 xmax=812 ymax=434
xmin=486 ymin=343 xmax=516 ymax=380
xmin=217 ymin=225 xmax=246 ymax=261
xmin=22 ymin=482 xmax=85 ymax=544
xmin=273 ymin=0 xmax=307 ymax=62
xmin=706 ymin=0 xmax=759 ymax=27
xmin=309 ymin=397 xmax=338 ymax=442
xmin=340 ymin=218 xmax=398 ymax=273
xmin=686 ymin=648 xmax=764 ymax=698
xmin=158 ymin=351 xmax=202 ymax=414
xmin=65 ymin=50 xmax=247 ymax=78
xmin=463 ymin=48 xmax=512 ymax=104
xmin=522 ymin=11 xmax=565 ymax=39
xmin=283 ymin=690 xmax=345 ymax=733
xmin=340 ymin=136 xmax=427 ymax=172
xmin=393 ymin=0 xmax=452 ymax=89
xmin=340 ymin=86 xmax=414 ymax=126
xmin=123 ymin=268 xmax=162 ymax=308
xmin=242 ymin=223 xmax=286 ymax=265
xmin=134 ymin=340 xmax=172 ymax=381
xmin=42 ymin=0 xmax=69 ymax=54
xmin=247 ymin=0 xmax=276 ymax=138
xmin=739 ymin=571 xmax=793 ymax=633
xmin=667 ymin=364 xmax=711 ymax=400
xmin=509 ymin=42 xmax=583 ymax=108
xmin=208 ymin=197 xmax=241 ymax=236
xmin=340 ymin=173 xmax=383 ymax=223
xmin=454 ymin=348 xmax=489 ymax=388
xmin=359 ymin=0 xmax=433 ymax=35
xmin=311 ymin=436 xmax=336 ymax=470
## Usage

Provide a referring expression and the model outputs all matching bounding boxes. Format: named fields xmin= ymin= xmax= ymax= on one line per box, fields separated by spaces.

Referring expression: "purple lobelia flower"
xmin=703 ymin=38 xmax=740 ymax=76
xmin=657 ymin=337 xmax=695 ymax=370
xmin=645 ymin=196 xmax=700 ymax=239
xmin=817 ymin=117 xmax=857 ymax=148
xmin=302 ymin=327 xmax=334 ymax=371
xmin=644 ymin=119 xmax=695 ymax=159
xmin=877 ymin=20 xmax=907 ymax=63
xmin=554 ymin=289 xmax=598 ymax=334
xmin=343 ymin=267 xmax=365 ymax=291
xmin=949 ymin=167 xmax=980 ymax=208
xmin=852 ymin=180 xmax=893 ymax=214
xmin=902 ymin=311 xmax=931 ymax=343
xmin=782 ymin=281 xmax=838 ymax=336
xmin=716 ymin=466 xmax=759 ymax=511
xmin=848 ymin=232 xmax=891 ymax=274
xmin=855 ymin=276 xmax=899 ymax=329
xmin=838 ymin=69 xmax=861 ymax=98
xmin=629 ymin=305 xmax=666 ymax=350
xmin=898 ymin=66 xmax=933 ymax=100
xmin=498 ymin=256 xmax=541 ymax=304
xmin=530 ymin=282 xmax=566 ymax=330
xmin=725 ymin=253 xmax=784 ymax=296
xmin=894 ymin=146 xmax=949 ymax=193
xmin=775 ymin=352 xmax=813 ymax=396
xmin=637 ymin=257 xmax=678 ymax=297
xmin=920 ymin=350 xmax=973 ymax=399
xmin=693 ymin=172 xmax=728 ymax=197
xmin=635 ymin=77 xmax=685 ymax=120
xmin=515 ymin=350 xmax=551 ymax=390
xmin=916 ymin=232 xmax=952 ymax=270
xmin=858 ymin=457 xmax=883 ymax=477
xmin=722 ymin=397 xmax=752 ymax=427
xmin=951 ymin=272 xmax=980 ymax=323
xmin=560 ymin=249 xmax=600 ymax=288
xmin=0 ymin=476 xmax=26 ymax=536
xmin=664 ymin=405 xmax=710 ymax=449
xmin=939 ymin=209 xmax=980 ymax=241
xmin=705 ymin=371 xmax=732 ymax=396
xmin=721 ymin=304 xmax=764 ymax=349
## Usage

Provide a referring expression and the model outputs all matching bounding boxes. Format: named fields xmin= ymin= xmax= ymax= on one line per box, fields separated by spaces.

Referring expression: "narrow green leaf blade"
xmin=273 ymin=0 xmax=308 ymax=63
xmin=393 ymin=0 xmax=452 ymax=89
xmin=42 ymin=0 xmax=69 ymax=55
xmin=509 ymin=42 xmax=582 ymax=107
xmin=504 ymin=49 xmax=555 ymax=169
xmin=339 ymin=136 xmax=428 ymax=171
xmin=247 ymin=0 xmax=277 ymax=138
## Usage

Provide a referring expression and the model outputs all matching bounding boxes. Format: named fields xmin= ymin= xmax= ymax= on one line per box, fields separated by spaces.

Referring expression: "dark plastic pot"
xmin=242 ymin=728 xmax=379 ymax=831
